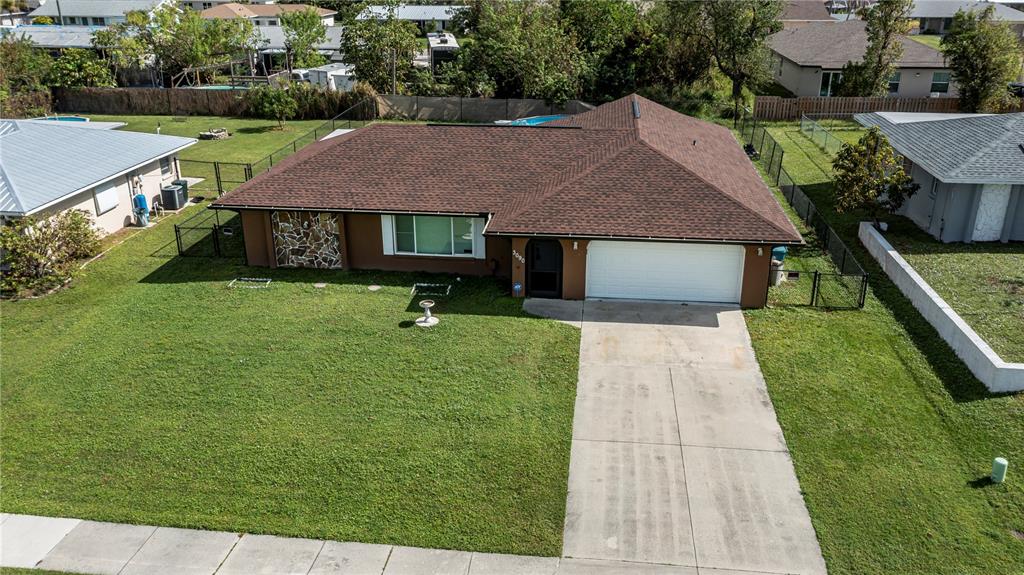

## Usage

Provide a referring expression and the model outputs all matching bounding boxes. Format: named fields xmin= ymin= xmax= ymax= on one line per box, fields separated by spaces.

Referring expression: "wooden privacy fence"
xmin=754 ymin=95 xmax=962 ymax=120
xmin=53 ymin=87 xmax=246 ymax=116
xmin=378 ymin=95 xmax=595 ymax=123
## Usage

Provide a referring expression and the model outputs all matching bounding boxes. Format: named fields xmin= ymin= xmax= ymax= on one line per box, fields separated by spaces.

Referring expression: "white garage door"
xmin=586 ymin=241 xmax=745 ymax=303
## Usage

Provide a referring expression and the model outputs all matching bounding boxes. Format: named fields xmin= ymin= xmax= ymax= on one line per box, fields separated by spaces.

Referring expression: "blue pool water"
xmin=34 ymin=115 xmax=89 ymax=122
xmin=509 ymin=114 xmax=567 ymax=126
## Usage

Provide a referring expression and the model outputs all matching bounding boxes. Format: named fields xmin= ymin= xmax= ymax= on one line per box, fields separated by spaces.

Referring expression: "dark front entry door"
xmin=527 ymin=239 xmax=562 ymax=298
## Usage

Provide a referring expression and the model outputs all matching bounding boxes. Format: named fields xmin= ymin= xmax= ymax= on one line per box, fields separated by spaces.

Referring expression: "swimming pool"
xmin=506 ymin=115 xmax=567 ymax=126
xmin=32 ymin=115 xmax=89 ymax=122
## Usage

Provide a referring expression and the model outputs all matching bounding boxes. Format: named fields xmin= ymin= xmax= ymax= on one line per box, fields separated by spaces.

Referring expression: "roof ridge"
xmin=497 ymin=129 xmax=639 ymax=225
xmin=0 ymin=163 xmax=26 ymax=214
xmin=948 ymin=115 xmax=1022 ymax=179
xmin=634 ymin=137 xmax=799 ymax=240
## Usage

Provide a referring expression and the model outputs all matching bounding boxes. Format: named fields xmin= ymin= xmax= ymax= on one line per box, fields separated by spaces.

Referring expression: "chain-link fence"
xmin=177 ymin=99 xmax=376 ymax=196
xmin=800 ymin=114 xmax=847 ymax=156
xmin=738 ymin=112 xmax=868 ymax=309
xmin=174 ymin=209 xmax=245 ymax=259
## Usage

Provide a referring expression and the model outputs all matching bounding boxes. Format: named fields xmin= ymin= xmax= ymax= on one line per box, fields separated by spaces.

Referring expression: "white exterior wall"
xmin=860 ymin=222 xmax=1024 ymax=393
xmin=773 ymin=54 xmax=957 ymax=97
xmin=33 ymin=156 xmax=180 ymax=236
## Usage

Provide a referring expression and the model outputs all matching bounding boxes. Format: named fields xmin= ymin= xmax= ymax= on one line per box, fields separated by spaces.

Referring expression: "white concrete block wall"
xmin=35 ymin=156 xmax=180 ymax=236
xmin=859 ymin=222 xmax=1024 ymax=393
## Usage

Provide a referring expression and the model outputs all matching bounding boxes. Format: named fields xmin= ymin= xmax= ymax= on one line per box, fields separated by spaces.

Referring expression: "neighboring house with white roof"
xmin=855 ymin=111 xmax=1024 ymax=243
xmin=199 ymin=2 xmax=335 ymax=27
xmin=28 ymin=0 xmax=173 ymax=26
xmin=769 ymin=20 xmax=957 ymax=97
xmin=909 ymin=0 xmax=1024 ymax=37
xmin=0 ymin=120 xmax=196 ymax=234
xmin=357 ymin=4 xmax=465 ymax=32
xmin=180 ymin=0 xmax=275 ymax=12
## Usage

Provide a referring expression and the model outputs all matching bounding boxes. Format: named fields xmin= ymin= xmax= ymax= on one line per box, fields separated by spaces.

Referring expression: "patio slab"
xmin=0 ymin=513 xmax=81 ymax=568
xmin=308 ymin=541 xmax=393 ymax=574
xmin=119 ymin=526 xmax=240 ymax=575
xmin=562 ymin=439 xmax=695 ymax=566
xmin=670 ymin=367 xmax=787 ymax=452
xmin=383 ymin=546 xmax=472 ymax=575
xmin=469 ymin=552 xmax=558 ymax=575
xmin=683 ymin=446 xmax=827 ymax=575
xmin=217 ymin=533 xmax=323 ymax=575
xmin=37 ymin=521 xmax=156 ymax=575
xmin=573 ymin=364 xmax=679 ymax=445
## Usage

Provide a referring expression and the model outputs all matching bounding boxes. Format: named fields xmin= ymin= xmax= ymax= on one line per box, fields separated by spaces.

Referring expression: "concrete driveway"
xmin=532 ymin=299 xmax=827 ymax=575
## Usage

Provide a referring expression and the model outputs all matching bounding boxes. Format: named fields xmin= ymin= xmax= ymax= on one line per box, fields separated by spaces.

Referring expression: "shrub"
xmin=243 ymin=82 xmax=379 ymax=121
xmin=1 ymin=210 xmax=101 ymax=297
xmin=242 ymin=85 xmax=298 ymax=127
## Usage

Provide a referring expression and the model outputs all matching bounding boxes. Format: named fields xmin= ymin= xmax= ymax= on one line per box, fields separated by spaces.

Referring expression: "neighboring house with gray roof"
xmin=909 ymin=0 xmax=1024 ymax=37
xmin=28 ymin=0 xmax=172 ymax=26
xmin=0 ymin=120 xmax=195 ymax=234
xmin=855 ymin=111 xmax=1024 ymax=242
xmin=357 ymin=4 xmax=465 ymax=32
xmin=769 ymin=20 xmax=957 ymax=97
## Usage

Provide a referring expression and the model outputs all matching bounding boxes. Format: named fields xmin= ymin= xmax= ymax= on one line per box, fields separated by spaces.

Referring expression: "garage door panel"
xmin=586 ymin=241 xmax=743 ymax=303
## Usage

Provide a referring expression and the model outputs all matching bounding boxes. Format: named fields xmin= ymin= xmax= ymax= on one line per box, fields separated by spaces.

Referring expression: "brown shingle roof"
xmin=200 ymin=2 xmax=334 ymax=19
xmin=212 ymin=95 xmax=802 ymax=244
xmin=782 ymin=1 xmax=833 ymax=21
xmin=770 ymin=20 xmax=947 ymax=68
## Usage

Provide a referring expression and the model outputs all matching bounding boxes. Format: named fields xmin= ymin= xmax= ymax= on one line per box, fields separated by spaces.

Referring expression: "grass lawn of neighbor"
xmin=743 ymin=124 xmax=1024 ymax=574
xmin=909 ymin=34 xmax=944 ymax=50
xmin=884 ymin=221 xmax=1024 ymax=362
xmin=86 ymin=115 xmax=329 ymax=164
xmin=0 ymin=203 xmax=580 ymax=556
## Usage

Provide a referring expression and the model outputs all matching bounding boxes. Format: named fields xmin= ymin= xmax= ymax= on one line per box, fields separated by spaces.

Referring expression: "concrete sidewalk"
xmin=0 ymin=513 xmax=693 ymax=575
xmin=554 ymin=299 xmax=827 ymax=575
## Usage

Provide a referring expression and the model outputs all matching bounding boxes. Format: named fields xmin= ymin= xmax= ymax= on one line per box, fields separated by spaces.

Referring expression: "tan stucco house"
xmin=770 ymin=20 xmax=958 ymax=98
xmin=0 ymin=120 xmax=195 ymax=235
xmin=210 ymin=95 xmax=803 ymax=308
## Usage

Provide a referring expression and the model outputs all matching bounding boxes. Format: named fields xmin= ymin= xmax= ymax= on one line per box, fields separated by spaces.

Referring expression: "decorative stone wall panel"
xmin=271 ymin=211 xmax=342 ymax=268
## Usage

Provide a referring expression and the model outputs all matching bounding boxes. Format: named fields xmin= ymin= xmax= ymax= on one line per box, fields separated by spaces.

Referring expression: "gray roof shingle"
xmin=770 ymin=20 xmax=948 ymax=68
xmin=854 ymin=112 xmax=1024 ymax=184
xmin=0 ymin=120 xmax=195 ymax=216
xmin=908 ymin=1 xmax=1024 ymax=22
xmin=29 ymin=0 xmax=164 ymax=18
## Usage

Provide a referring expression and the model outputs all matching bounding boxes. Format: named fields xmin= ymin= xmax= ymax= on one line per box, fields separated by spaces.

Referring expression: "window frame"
xmin=819 ymin=70 xmax=842 ymax=97
xmin=930 ymin=71 xmax=950 ymax=94
xmin=393 ymin=215 xmax=476 ymax=258
xmin=92 ymin=179 xmax=120 ymax=216
xmin=91 ymin=16 xmax=105 ymax=25
xmin=887 ymin=71 xmax=901 ymax=95
xmin=160 ymin=157 xmax=173 ymax=176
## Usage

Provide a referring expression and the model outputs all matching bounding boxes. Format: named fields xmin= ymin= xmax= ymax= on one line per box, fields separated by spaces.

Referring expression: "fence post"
xmin=859 ymin=274 xmax=869 ymax=308
xmin=212 ymin=224 xmax=221 ymax=257
xmin=245 ymin=163 xmax=253 ymax=181
xmin=174 ymin=224 xmax=183 ymax=255
xmin=811 ymin=271 xmax=821 ymax=306
xmin=214 ymin=162 xmax=223 ymax=194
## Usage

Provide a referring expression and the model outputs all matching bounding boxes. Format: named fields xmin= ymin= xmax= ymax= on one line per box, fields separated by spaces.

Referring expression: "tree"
xmin=101 ymin=5 xmax=263 ymax=86
xmin=835 ymin=0 xmax=913 ymax=96
xmin=91 ymin=27 xmax=149 ymax=86
xmin=650 ymin=1 xmax=714 ymax=87
xmin=697 ymin=1 xmax=784 ymax=122
xmin=942 ymin=6 xmax=1022 ymax=112
xmin=559 ymin=0 xmax=649 ymax=102
xmin=281 ymin=7 xmax=328 ymax=70
xmin=446 ymin=0 xmax=586 ymax=103
xmin=832 ymin=127 xmax=919 ymax=225
xmin=0 ymin=35 xmax=52 ymax=116
xmin=339 ymin=0 xmax=420 ymax=94
xmin=244 ymin=86 xmax=298 ymax=128
xmin=48 ymin=48 xmax=116 ymax=88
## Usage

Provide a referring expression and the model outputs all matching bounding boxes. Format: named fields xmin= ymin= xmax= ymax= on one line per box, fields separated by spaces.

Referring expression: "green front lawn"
xmin=745 ymin=125 xmax=1024 ymax=574
xmin=884 ymin=222 xmax=1024 ymax=362
xmin=86 ymin=115 xmax=331 ymax=164
xmin=909 ymin=34 xmax=944 ymax=50
xmin=0 ymin=204 xmax=580 ymax=556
